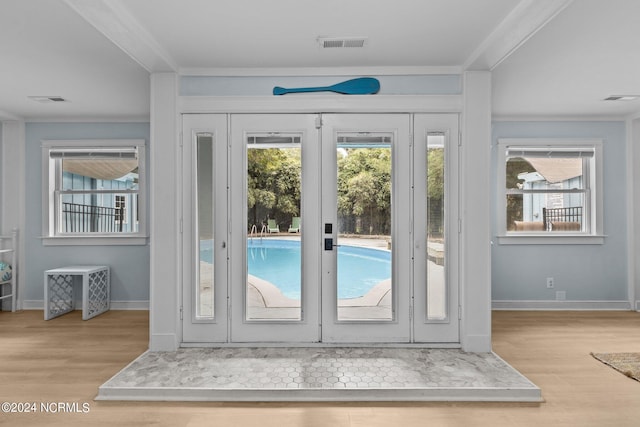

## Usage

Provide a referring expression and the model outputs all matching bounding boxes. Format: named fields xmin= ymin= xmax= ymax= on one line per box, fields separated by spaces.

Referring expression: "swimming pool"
xmin=200 ymin=239 xmax=390 ymax=299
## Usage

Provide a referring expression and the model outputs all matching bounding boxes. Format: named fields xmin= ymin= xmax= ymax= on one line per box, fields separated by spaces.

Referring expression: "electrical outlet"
xmin=546 ymin=277 xmax=554 ymax=288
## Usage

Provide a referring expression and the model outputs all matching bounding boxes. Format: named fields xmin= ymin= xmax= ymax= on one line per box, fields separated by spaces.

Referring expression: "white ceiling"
xmin=0 ymin=0 xmax=150 ymax=120
xmin=1 ymin=0 xmax=639 ymax=121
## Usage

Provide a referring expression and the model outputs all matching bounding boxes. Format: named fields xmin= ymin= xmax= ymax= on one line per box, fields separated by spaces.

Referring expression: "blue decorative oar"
xmin=273 ymin=77 xmax=380 ymax=96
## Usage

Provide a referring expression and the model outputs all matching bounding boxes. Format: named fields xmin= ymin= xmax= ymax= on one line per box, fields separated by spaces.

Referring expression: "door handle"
xmin=324 ymin=238 xmax=333 ymax=250
xmin=324 ymin=238 xmax=340 ymax=250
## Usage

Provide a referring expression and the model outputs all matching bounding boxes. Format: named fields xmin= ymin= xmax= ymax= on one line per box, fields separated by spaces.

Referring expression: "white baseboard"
xmin=492 ymin=300 xmax=631 ymax=311
xmin=22 ymin=300 xmax=149 ymax=310
xmin=111 ymin=301 xmax=149 ymax=310
xmin=20 ymin=299 xmax=633 ymax=312
xmin=21 ymin=300 xmax=45 ymax=310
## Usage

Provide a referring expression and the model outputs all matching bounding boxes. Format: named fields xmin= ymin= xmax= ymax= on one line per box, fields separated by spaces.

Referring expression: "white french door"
xmin=413 ymin=114 xmax=459 ymax=343
xmin=320 ymin=114 xmax=411 ymax=342
xmin=229 ymin=114 xmax=320 ymax=342
xmin=181 ymin=114 xmax=229 ymax=343
xmin=181 ymin=113 xmax=459 ymax=344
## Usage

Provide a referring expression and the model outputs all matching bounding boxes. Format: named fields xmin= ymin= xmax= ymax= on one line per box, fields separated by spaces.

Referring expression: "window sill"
xmin=41 ymin=235 xmax=149 ymax=246
xmin=496 ymin=234 xmax=605 ymax=245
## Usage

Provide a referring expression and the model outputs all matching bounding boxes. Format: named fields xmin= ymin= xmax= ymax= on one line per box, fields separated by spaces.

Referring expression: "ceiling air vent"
xmin=28 ymin=96 xmax=68 ymax=103
xmin=318 ymin=37 xmax=368 ymax=49
xmin=604 ymin=95 xmax=638 ymax=101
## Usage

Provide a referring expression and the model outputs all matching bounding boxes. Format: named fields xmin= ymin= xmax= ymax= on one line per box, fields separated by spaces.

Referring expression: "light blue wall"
xmin=24 ymin=122 xmax=150 ymax=304
xmin=180 ymin=75 xmax=461 ymax=96
xmin=0 ymin=121 xmax=2 ymax=230
xmin=491 ymin=121 xmax=627 ymax=301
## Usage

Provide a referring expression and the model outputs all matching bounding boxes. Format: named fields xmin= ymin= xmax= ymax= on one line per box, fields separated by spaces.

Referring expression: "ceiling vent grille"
xmin=28 ymin=96 xmax=68 ymax=103
xmin=604 ymin=95 xmax=639 ymax=101
xmin=318 ymin=37 xmax=368 ymax=49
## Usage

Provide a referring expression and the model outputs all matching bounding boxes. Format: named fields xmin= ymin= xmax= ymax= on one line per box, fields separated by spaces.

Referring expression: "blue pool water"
xmin=200 ymin=239 xmax=390 ymax=299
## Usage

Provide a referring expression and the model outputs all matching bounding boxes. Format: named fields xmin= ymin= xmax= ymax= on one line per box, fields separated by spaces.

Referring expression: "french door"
xmin=181 ymin=114 xmax=229 ymax=342
xmin=229 ymin=114 xmax=320 ymax=342
xmin=320 ymin=114 xmax=411 ymax=342
xmin=182 ymin=113 xmax=459 ymax=344
xmin=413 ymin=114 xmax=460 ymax=343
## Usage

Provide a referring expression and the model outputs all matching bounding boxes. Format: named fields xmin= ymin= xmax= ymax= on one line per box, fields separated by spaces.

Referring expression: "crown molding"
xmin=179 ymin=66 xmax=463 ymax=77
xmin=465 ymin=0 xmax=574 ymax=70
xmin=63 ymin=0 xmax=176 ymax=72
xmin=0 ymin=111 xmax=22 ymax=121
xmin=492 ymin=114 xmax=626 ymax=122
xmin=24 ymin=116 xmax=149 ymax=123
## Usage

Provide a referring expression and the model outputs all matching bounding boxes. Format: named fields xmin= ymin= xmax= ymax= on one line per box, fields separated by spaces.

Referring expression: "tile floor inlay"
xmin=97 ymin=348 xmax=541 ymax=402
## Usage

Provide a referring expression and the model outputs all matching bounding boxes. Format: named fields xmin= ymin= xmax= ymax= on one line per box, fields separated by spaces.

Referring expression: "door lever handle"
xmin=324 ymin=238 xmax=342 ymax=250
xmin=324 ymin=238 xmax=340 ymax=250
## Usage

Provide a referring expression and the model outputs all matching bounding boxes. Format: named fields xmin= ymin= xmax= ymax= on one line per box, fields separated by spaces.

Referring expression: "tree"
xmin=248 ymin=145 xmax=396 ymax=236
xmin=247 ymin=147 xmax=301 ymax=230
xmin=505 ymin=158 xmax=535 ymax=230
xmin=337 ymin=147 xmax=391 ymax=235
xmin=427 ymin=147 xmax=444 ymax=238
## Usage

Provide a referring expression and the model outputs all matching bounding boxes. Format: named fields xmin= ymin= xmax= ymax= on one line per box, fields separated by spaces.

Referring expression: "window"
xmin=42 ymin=139 xmax=147 ymax=245
xmin=114 ymin=195 xmax=127 ymax=225
xmin=496 ymin=138 xmax=603 ymax=244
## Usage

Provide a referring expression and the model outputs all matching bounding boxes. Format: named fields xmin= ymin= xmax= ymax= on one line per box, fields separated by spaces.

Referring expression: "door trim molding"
xmin=180 ymin=95 xmax=462 ymax=114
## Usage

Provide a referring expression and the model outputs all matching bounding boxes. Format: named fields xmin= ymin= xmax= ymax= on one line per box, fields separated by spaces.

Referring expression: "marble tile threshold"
xmin=97 ymin=347 xmax=541 ymax=402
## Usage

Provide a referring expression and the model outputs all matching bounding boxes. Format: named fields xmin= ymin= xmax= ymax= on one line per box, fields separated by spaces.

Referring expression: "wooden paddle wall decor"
xmin=273 ymin=77 xmax=380 ymax=95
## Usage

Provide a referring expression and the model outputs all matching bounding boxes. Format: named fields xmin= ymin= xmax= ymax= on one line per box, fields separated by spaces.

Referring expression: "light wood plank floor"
xmin=1 ymin=310 xmax=639 ymax=426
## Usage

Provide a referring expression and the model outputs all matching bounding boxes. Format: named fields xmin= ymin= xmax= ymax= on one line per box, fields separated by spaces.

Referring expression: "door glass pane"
xmin=336 ymin=134 xmax=392 ymax=321
xmin=427 ymin=133 xmax=446 ymax=320
xmin=196 ymin=134 xmax=214 ymax=318
xmin=246 ymin=134 xmax=302 ymax=321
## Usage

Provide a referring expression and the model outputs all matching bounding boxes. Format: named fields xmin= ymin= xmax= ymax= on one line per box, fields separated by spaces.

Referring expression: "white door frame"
xmin=153 ymin=77 xmax=493 ymax=352
xmin=180 ymin=112 xmax=461 ymax=345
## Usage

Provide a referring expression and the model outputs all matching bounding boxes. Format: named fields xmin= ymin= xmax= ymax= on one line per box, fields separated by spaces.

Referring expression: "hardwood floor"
xmin=1 ymin=309 xmax=639 ymax=426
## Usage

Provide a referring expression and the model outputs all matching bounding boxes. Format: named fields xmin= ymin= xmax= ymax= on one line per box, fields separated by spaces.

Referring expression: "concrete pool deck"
xmin=198 ymin=235 xmax=446 ymax=320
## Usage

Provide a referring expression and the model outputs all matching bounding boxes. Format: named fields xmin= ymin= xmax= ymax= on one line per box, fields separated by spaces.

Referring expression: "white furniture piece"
xmin=0 ymin=230 xmax=17 ymax=312
xmin=44 ymin=265 xmax=110 ymax=320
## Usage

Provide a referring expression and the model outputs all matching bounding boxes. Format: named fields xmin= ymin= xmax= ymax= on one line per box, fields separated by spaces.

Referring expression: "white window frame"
xmin=496 ymin=138 xmax=604 ymax=245
xmin=41 ymin=139 xmax=147 ymax=246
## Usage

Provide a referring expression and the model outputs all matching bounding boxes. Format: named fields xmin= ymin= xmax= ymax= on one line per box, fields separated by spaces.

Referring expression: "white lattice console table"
xmin=44 ymin=266 xmax=110 ymax=320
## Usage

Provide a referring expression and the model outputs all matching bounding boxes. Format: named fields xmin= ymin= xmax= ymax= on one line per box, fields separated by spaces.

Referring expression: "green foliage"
xmin=427 ymin=148 xmax=444 ymax=238
xmin=337 ymin=148 xmax=391 ymax=235
xmin=506 ymin=158 xmax=534 ymax=189
xmin=247 ymin=145 xmax=448 ymax=237
xmin=247 ymin=148 xmax=301 ymax=229
xmin=427 ymin=148 xmax=444 ymax=200
xmin=505 ymin=158 xmax=535 ymax=229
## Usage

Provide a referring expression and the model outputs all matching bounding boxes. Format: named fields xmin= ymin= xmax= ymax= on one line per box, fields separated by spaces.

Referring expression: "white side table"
xmin=44 ymin=266 xmax=110 ymax=320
